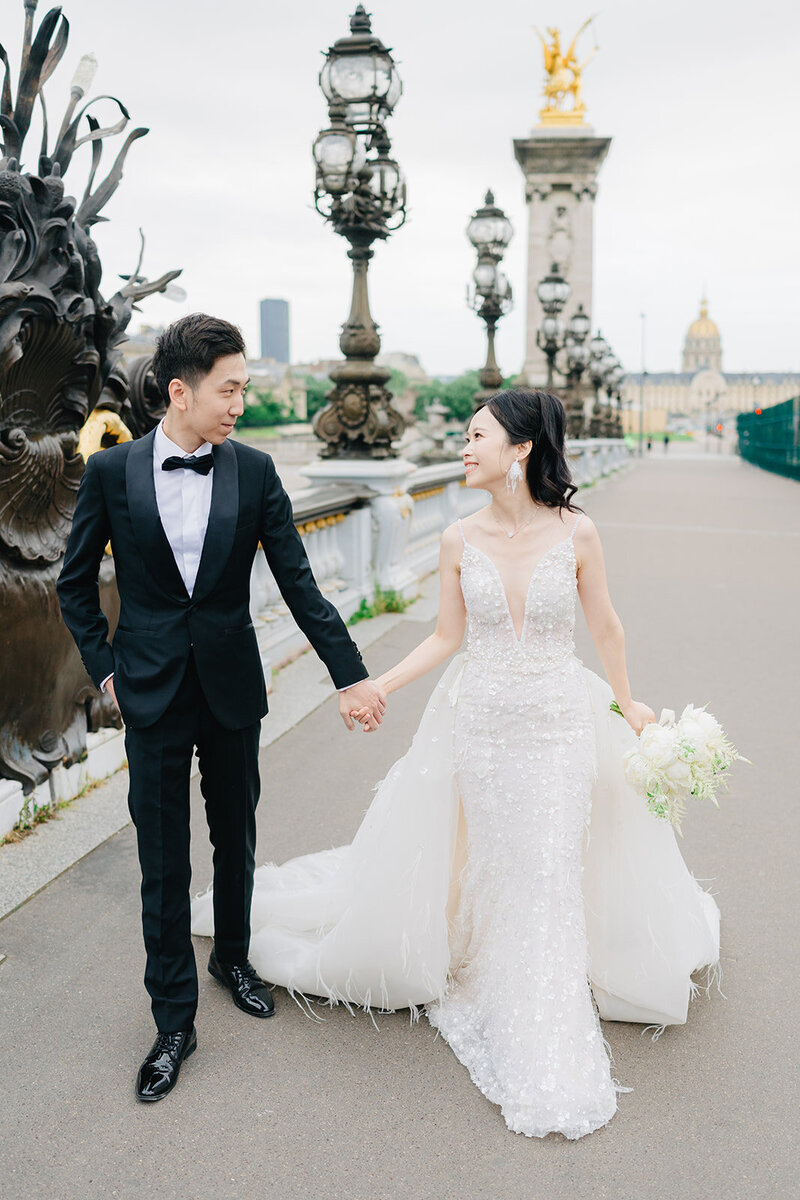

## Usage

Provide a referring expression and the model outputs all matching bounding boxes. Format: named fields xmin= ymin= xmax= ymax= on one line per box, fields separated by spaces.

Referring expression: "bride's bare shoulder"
xmin=440 ymin=521 xmax=464 ymax=551
xmin=572 ymin=512 xmax=602 ymax=559
xmin=443 ymin=509 xmax=488 ymax=542
xmin=439 ymin=522 xmax=466 ymax=575
xmin=572 ymin=511 xmax=598 ymax=538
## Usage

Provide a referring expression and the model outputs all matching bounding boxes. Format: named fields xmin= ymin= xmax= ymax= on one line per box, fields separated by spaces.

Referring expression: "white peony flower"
xmin=676 ymin=717 xmax=706 ymax=759
xmin=694 ymin=710 xmax=722 ymax=739
xmin=623 ymin=751 xmax=651 ymax=790
xmin=638 ymin=722 xmax=676 ymax=768
xmin=664 ymin=758 xmax=693 ymax=790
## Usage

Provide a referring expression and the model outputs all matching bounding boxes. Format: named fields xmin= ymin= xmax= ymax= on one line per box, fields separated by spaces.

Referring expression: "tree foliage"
xmin=237 ymin=390 xmax=295 ymax=427
xmin=304 ymin=375 xmax=332 ymax=420
xmin=413 ymin=372 xmax=517 ymax=423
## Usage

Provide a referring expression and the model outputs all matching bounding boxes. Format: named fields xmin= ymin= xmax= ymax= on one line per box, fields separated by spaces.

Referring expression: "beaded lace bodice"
xmin=458 ymin=524 xmax=581 ymax=675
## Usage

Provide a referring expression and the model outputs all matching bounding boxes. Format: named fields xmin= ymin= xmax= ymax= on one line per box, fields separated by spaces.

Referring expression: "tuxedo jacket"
xmin=57 ymin=431 xmax=368 ymax=730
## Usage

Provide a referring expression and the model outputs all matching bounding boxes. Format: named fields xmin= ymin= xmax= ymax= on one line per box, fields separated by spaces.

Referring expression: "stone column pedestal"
xmin=513 ymin=127 xmax=611 ymax=388
xmin=300 ymin=458 xmax=418 ymax=598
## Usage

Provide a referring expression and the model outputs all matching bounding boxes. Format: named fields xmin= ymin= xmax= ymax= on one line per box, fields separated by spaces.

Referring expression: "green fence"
xmin=737 ymin=397 xmax=800 ymax=481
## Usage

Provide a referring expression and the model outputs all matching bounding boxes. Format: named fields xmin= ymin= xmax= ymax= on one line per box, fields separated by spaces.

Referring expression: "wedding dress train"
xmin=191 ymin=515 xmax=720 ymax=1139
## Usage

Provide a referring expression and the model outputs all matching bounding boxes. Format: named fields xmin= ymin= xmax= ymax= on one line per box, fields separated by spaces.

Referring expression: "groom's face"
xmin=170 ymin=352 xmax=249 ymax=446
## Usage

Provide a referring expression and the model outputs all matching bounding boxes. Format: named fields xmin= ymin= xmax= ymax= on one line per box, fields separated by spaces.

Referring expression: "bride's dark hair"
xmin=476 ymin=388 xmax=581 ymax=514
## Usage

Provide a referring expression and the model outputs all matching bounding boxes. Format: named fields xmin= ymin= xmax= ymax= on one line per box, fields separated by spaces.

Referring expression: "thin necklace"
xmin=490 ymin=505 xmax=543 ymax=539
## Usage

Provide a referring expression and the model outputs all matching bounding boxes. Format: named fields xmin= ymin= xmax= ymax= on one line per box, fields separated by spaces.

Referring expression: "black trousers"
xmin=125 ymin=653 xmax=261 ymax=1032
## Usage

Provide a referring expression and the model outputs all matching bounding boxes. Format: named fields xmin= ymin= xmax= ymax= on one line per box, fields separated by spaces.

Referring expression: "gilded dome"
xmin=687 ymin=299 xmax=719 ymax=339
xmin=682 ymin=297 xmax=722 ymax=371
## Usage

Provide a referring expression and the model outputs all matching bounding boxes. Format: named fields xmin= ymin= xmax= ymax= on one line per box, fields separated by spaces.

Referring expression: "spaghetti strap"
xmin=569 ymin=513 xmax=584 ymax=542
xmin=456 ymin=518 xmax=467 ymax=545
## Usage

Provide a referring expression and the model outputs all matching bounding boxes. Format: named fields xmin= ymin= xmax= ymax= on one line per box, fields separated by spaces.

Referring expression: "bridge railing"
xmin=738 ymin=397 xmax=800 ymax=481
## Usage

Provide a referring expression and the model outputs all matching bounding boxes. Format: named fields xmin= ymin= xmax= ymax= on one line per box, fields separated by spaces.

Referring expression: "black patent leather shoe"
xmin=208 ymin=949 xmax=275 ymax=1018
xmin=135 ymin=1027 xmax=196 ymax=1103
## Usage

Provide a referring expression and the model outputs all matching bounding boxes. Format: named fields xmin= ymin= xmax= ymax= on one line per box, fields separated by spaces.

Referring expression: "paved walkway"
xmin=1 ymin=453 xmax=798 ymax=1200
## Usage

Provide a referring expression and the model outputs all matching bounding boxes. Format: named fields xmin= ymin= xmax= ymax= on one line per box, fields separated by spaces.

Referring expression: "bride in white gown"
xmin=191 ymin=389 xmax=720 ymax=1140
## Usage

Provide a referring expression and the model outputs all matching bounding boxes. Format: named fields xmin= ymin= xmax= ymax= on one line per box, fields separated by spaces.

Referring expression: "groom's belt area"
xmin=114 ymin=607 xmax=256 ymax=641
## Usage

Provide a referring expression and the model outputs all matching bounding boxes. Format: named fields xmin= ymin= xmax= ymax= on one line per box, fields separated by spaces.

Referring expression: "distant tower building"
xmin=259 ymin=298 xmax=290 ymax=363
xmin=682 ymin=297 xmax=722 ymax=372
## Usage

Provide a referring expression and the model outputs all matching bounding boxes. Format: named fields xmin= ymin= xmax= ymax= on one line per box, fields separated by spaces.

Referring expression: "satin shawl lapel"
xmin=191 ymin=437 xmax=239 ymax=603
xmin=125 ymin=431 xmax=189 ymax=600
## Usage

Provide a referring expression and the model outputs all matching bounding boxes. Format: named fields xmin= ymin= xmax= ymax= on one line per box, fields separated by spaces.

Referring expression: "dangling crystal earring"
xmin=506 ymin=460 xmax=523 ymax=494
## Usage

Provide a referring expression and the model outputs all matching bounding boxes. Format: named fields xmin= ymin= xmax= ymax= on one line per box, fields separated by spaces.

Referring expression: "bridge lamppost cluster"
xmin=466 ymin=190 xmax=513 ymax=404
xmin=588 ymin=333 xmax=623 ymax=437
xmin=562 ymin=305 xmax=592 ymax=438
xmin=535 ymin=262 xmax=572 ymax=389
xmin=605 ymin=364 xmax=626 ymax=438
xmin=534 ymin=262 xmax=590 ymax=436
xmin=535 ymin=263 xmax=625 ymax=439
xmin=310 ymin=5 xmax=407 ymax=458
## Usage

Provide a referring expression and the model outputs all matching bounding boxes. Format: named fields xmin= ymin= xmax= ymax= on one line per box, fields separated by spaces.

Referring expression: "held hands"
xmin=338 ymin=678 xmax=387 ymax=733
xmin=618 ymin=699 xmax=656 ymax=736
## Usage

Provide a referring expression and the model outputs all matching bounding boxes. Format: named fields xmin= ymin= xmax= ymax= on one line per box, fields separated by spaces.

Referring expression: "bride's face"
xmin=463 ymin=408 xmax=524 ymax=491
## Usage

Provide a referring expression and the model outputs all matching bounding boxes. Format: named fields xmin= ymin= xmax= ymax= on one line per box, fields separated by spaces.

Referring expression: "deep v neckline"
xmin=462 ymin=537 xmax=576 ymax=645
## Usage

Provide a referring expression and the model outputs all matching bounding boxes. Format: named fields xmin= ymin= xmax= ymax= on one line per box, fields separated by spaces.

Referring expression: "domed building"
xmin=682 ymin=298 xmax=722 ymax=372
xmin=620 ymin=297 xmax=797 ymax=432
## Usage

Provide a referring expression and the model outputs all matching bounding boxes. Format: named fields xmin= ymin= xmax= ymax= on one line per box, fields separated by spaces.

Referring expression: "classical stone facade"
xmin=620 ymin=299 xmax=796 ymax=431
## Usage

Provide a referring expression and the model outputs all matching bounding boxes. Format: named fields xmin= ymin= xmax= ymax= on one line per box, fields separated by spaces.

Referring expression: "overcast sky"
xmin=9 ymin=0 xmax=799 ymax=376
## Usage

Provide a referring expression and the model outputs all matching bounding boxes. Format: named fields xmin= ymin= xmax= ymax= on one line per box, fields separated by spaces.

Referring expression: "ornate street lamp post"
xmin=607 ymin=365 xmax=625 ymax=437
xmin=588 ymin=331 xmax=610 ymax=437
xmin=311 ymin=7 xmax=407 ymax=458
xmin=587 ymin=333 xmax=625 ymax=439
xmin=534 ymin=267 xmax=611 ymax=441
xmin=535 ymin=262 xmax=571 ymax=388
xmin=599 ymin=351 xmax=620 ymax=437
xmin=466 ymin=190 xmax=513 ymax=404
xmin=563 ymin=304 xmax=592 ymax=438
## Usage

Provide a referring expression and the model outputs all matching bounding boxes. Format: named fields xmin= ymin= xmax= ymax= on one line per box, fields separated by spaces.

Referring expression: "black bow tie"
xmin=162 ymin=454 xmax=214 ymax=476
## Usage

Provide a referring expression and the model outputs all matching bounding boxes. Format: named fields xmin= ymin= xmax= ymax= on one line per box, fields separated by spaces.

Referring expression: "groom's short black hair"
xmin=152 ymin=313 xmax=246 ymax=402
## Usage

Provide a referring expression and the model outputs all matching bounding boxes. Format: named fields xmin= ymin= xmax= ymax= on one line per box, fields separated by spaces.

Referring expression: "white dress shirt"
xmin=153 ymin=420 xmax=214 ymax=595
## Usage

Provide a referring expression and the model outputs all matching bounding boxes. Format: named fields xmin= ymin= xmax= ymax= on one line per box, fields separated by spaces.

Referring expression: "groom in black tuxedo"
xmin=58 ymin=314 xmax=385 ymax=1101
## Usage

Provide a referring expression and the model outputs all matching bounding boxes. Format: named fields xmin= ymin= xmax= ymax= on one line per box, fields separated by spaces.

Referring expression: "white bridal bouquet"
xmin=610 ymin=701 xmax=747 ymax=836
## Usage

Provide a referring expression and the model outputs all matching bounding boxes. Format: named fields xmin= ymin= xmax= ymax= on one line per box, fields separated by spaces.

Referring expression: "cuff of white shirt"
xmin=100 ymin=673 xmax=114 ymax=692
xmin=336 ymin=681 xmax=364 ymax=692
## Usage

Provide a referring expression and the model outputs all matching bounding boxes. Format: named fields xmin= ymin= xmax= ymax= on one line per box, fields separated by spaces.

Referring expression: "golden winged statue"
xmin=533 ymin=17 xmax=598 ymax=126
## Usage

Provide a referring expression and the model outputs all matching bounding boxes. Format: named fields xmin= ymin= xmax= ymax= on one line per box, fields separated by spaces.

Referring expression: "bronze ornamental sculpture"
xmin=0 ymin=2 xmax=179 ymax=794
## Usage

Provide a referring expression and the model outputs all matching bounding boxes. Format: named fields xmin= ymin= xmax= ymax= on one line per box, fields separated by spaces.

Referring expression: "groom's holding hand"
xmin=58 ymin=314 xmax=385 ymax=1102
